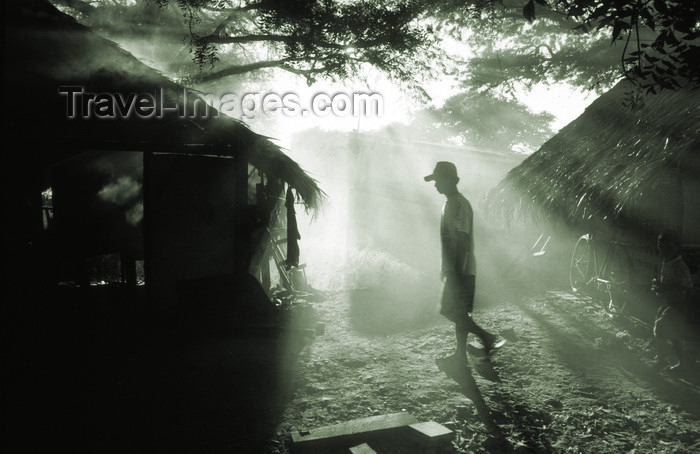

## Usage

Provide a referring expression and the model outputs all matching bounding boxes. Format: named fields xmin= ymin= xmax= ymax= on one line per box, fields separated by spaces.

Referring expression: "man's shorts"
xmin=439 ymin=274 xmax=475 ymax=323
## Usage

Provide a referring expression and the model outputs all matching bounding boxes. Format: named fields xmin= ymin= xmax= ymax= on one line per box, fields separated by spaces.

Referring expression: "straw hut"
xmin=3 ymin=1 xmax=323 ymax=322
xmin=485 ymin=80 xmax=700 ymax=251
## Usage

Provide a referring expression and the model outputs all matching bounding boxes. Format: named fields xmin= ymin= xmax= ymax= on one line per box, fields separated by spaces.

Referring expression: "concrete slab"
xmin=408 ymin=420 xmax=454 ymax=446
xmin=348 ymin=443 xmax=377 ymax=454
xmin=291 ymin=412 xmax=418 ymax=453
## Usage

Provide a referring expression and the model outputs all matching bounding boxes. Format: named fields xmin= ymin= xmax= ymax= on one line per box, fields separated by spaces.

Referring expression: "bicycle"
xmin=569 ymin=233 xmax=633 ymax=314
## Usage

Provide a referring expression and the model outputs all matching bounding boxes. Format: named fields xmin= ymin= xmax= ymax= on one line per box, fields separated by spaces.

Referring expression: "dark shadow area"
xmin=541 ymin=291 xmax=656 ymax=341
xmin=486 ymin=395 xmax=556 ymax=454
xmin=437 ymin=355 xmax=554 ymax=453
xmin=545 ymin=289 xmax=700 ymax=390
xmin=472 ymin=355 xmax=502 ymax=384
xmin=436 ymin=356 xmax=499 ymax=432
xmin=513 ymin=296 xmax=700 ymax=419
xmin=3 ymin=285 xmax=308 ymax=454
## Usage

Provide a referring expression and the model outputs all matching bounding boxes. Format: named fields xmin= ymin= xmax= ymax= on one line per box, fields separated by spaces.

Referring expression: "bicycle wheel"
xmin=569 ymin=235 xmax=592 ymax=292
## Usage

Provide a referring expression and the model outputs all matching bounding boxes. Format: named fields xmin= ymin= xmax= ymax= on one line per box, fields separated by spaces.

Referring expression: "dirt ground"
xmin=270 ymin=285 xmax=700 ymax=453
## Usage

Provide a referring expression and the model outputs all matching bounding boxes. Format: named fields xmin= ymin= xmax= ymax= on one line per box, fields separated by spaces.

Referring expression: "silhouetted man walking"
xmin=425 ymin=161 xmax=501 ymax=366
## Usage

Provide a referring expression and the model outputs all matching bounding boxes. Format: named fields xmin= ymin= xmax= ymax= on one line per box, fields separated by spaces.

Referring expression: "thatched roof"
xmin=484 ymin=80 xmax=700 ymax=232
xmin=3 ymin=0 xmax=323 ymax=209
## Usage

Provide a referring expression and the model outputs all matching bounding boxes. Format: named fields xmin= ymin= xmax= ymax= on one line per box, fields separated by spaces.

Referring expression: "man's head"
xmin=658 ymin=230 xmax=681 ymax=260
xmin=424 ymin=161 xmax=459 ymax=195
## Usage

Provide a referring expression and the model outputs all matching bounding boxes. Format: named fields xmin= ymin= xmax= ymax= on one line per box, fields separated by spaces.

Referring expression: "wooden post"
xmin=141 ymin=151 xmax=156 ymax=318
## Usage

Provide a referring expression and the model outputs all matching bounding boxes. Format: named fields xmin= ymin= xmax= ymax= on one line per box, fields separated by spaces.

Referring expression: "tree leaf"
xmin=653 ymin=0 xmax=669 ymax=14
xmin=611 ymin=20 xmax=625 ymax=43
xmin=640 ymin=8 xmax=656 ymax=30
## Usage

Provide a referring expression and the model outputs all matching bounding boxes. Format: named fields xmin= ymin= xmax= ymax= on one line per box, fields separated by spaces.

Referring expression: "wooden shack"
xmin=2 ymin=0 xmax=322 ymax=325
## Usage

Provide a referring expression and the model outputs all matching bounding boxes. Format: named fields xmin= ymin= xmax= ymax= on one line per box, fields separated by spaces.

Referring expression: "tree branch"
xmin=211 ymin=2 xmax=266 ymax=37
xmin=621 ymin=28 xmax=634 ymax=81
xmin=280 ymin=64 xmax=329 ymax=77
xmin=191 ymin=58 xmax=292 ymax=82
xmin=199 ymin=33 xmax=390 ymax=51
xmin=199 ymin=33 xmax=292 ymax=45
xmin=203 ymin=1 xmax=265 ymax=13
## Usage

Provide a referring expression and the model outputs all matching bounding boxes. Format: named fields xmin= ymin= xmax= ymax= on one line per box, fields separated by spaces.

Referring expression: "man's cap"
xmin=424 ymin=161 xmax=458 ymax=182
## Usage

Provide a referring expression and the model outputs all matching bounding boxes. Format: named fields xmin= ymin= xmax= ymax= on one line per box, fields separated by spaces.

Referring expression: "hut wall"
xmin=628 ymin=169 xmax=684 ymax=240
xmin=144 ymin=153 xmax=240 ymax=310
xmin=51 ymin=151 xmax=144 ymax=285
xmin=655 ymin=171 xmax=684 ymax=235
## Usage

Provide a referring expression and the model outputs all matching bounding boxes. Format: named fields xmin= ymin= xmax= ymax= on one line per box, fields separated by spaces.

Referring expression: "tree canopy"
xmin=430 ymin=0 xmax=699 ymax=96
xmin=50 ymin=0 xmax=699 ymax=99
xmin=381 ymin=91 xmax=556 ymax=152
xmin=51 ymin=0 xmax=441 ymax=95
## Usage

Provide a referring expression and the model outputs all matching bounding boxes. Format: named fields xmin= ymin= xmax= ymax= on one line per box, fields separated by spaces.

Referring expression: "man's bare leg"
xmin=463 ymin=316 xmax=497 ymax=351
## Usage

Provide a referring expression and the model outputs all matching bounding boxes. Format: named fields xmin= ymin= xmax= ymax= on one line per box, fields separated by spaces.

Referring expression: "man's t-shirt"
xmin=441 ymin=192 xmax=476 ymax=276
